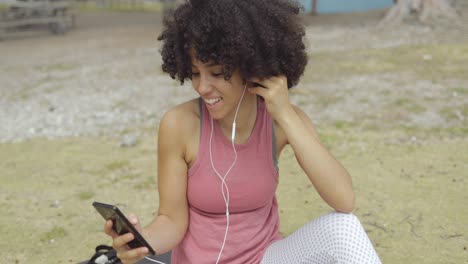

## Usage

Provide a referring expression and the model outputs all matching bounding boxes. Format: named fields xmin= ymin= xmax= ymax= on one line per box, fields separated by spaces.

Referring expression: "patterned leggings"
xmin=260 ymin=212 xmax=382 ymax=264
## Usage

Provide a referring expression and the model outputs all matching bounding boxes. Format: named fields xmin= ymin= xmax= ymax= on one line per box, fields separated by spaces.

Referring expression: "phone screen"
xmin=95 ymin=205 xmax=128 ymax=235
xmin=93 ymin=201 xmax=156 ymax=255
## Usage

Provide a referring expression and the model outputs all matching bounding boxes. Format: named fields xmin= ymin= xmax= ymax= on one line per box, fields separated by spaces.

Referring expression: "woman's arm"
xmin=249 ymin=76 xmax=354 ymax=213
xmin=143 ymin=108 xmax=190 ymax=254
xmin=277 ymin=105 xmax=354 ymax=213
xmin=105 ymin=107 xmax=190 ymax=263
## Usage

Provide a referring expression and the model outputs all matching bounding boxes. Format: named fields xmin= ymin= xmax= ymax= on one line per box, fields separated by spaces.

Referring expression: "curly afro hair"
xmin=158 ymin=0 xmax=308 ymax=89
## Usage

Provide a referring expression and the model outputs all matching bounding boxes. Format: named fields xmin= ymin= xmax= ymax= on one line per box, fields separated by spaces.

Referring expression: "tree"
xmin=379 ymin=0 xmax=458 ymax=26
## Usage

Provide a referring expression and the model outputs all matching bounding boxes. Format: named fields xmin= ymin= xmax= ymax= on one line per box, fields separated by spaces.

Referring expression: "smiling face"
xmin=190 ymin=55 xmax=248 ymax=121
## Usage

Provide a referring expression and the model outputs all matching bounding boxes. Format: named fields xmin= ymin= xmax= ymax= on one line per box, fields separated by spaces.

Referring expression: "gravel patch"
xmin=1 ymin=10 xmax=467 ymax=143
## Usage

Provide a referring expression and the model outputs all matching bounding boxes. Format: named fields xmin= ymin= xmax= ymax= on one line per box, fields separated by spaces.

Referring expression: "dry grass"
xmin=303 ymin=44 xmax=468 ymax=83
xmin=0 ymin=129 xmax=466 ymax=263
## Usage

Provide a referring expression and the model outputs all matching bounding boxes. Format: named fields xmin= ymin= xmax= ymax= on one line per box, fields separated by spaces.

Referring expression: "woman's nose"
xmin=194 ymin=75 xmax=212 ymax=95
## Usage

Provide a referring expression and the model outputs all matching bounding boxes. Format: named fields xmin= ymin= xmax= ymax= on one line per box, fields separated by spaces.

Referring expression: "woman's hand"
xmin=103 ymin=214 xmax=149 ymax=264
xmin=247 ymin=75 xmax=294 ymax=122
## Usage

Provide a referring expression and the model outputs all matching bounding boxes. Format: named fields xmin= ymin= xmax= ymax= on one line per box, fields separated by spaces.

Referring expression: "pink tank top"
xmin=171 ymin=97 xmax=282 ymax=263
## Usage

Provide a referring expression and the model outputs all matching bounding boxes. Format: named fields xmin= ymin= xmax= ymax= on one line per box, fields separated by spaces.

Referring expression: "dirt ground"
xmin=0 ymin=5 xmax=467 ymax=264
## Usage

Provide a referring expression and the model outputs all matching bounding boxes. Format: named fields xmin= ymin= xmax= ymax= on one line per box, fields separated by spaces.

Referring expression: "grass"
xmin=0 ymin=127 xmax=466 ymax=263
xmin=392 ymin=99 xmax=426 ymax=114
xmin=79 ymin=191 xmax=95 ymax=200
xmin=38 ymin=63 xmax=80 ymax=72
xmin=40 ymin=227 xmax=68 ymax=243
xmin=0 ymin=135 xmax=159 ymax=263
xmin=451 ymin=86 xmax=467 ymax=95
xmin=8 ymin=75 xmax=57 ymax=101
xmin=105 ymin=160 xmax=130 ymax=171
xmin=268 ymin=128 xmax=467 ymax=264
xmin=304 ymin=44 xmax=468 ymax=83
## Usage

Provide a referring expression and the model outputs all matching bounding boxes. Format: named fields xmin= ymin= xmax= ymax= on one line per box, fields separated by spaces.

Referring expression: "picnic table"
xmin=0 ymin=0 xmax=75 ymax=39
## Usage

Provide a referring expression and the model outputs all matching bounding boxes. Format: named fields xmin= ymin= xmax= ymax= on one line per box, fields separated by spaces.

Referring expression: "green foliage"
xmin=105 ymin=160 xmax=130 ymax=171
xmin=40 ymin=227 xmax=68 ymax=242
xmin=78 ymin=191 xmax=95 ymax=200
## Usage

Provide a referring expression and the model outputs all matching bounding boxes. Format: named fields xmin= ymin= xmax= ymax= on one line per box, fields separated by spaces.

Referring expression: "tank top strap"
xmin=188 ymin=97 xmax=211 ymax=176
xmin=256 ymin=97 xmax=278 ymax=171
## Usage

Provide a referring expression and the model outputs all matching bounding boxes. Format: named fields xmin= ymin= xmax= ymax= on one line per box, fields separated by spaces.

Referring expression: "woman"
xmin=104 ymin=0 xmax=382 ymax=263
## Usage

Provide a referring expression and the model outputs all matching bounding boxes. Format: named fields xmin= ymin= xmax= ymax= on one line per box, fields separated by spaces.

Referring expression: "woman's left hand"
xmin=247 ymin=75 xmax=294 ymax=122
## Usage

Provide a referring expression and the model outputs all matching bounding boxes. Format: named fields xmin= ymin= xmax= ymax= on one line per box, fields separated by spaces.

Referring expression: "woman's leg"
xmin=261 ymin=212 xmax=381 ymax=264
xmin=136 ymin=251 xmax=172 ymax=264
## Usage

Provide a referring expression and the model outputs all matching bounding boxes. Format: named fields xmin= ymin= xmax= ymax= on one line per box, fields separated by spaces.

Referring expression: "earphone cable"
xmin=209 ymin=116 xmax=236 ymax=264
xmin=144 ymin=256 xmax=167 ymax=264
xmin=210 ymin=84 xmax=247 ymax=264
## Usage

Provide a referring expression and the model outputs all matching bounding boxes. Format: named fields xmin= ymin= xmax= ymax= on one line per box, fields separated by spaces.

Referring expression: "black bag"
xmin=87 ymin=245 xmax=122 ymax=264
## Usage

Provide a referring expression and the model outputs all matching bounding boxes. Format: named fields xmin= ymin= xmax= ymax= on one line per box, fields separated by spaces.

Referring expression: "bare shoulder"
xmin=159 ymin=99 xmax=200 ymax=134
xmin=158 ymin=99 xmax=200 ymax=162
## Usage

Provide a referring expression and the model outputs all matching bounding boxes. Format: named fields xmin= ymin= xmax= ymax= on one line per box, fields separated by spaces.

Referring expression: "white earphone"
xmin=143 ymin=85 xmax=248 ymax=264
xmin=209 ymin=83 xmax=248 ymax=264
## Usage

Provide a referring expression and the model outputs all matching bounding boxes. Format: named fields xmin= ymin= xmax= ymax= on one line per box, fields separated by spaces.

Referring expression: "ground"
xmin=0 ymin=4 xmax=467 ymax=264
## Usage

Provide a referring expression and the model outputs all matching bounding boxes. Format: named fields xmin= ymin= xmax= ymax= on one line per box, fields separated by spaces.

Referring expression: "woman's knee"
xmin=317 ymin=212 xmax=381 ymax=263
xmin=290 ymin=212 xmax=380 ymax=263
xmin=314 ymin=212 xmax=364 ymax=238
xmin=331 ymin=211 xmax=361 ymax=226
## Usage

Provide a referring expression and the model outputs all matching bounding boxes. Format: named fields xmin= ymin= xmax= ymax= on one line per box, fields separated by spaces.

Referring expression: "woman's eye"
xmin=191 ymin=72 xmax=200 ymax=77
xmin=212 ymin=72 xmax=223 ymax=77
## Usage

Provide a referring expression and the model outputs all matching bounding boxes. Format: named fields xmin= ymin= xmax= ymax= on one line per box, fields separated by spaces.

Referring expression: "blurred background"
xmin=0 ymin=0 xmax=466 ymax=263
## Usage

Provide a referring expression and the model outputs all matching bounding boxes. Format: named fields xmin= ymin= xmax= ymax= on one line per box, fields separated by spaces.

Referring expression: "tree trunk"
xmin=379 ymin=0 xmax=458 ymax=26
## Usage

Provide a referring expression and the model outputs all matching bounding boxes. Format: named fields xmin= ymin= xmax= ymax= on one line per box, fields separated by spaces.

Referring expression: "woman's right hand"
xmin=103 ymin=217 xmax=149 ymax=264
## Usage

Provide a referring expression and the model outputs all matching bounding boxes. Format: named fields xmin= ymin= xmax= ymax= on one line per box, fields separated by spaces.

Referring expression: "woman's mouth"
xmin=204 ymin=97 xmax=222 ymax=106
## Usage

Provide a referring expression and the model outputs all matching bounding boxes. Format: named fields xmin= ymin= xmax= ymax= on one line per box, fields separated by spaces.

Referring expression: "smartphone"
xmin=92 ymin=201 xmax=156 ymax=255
